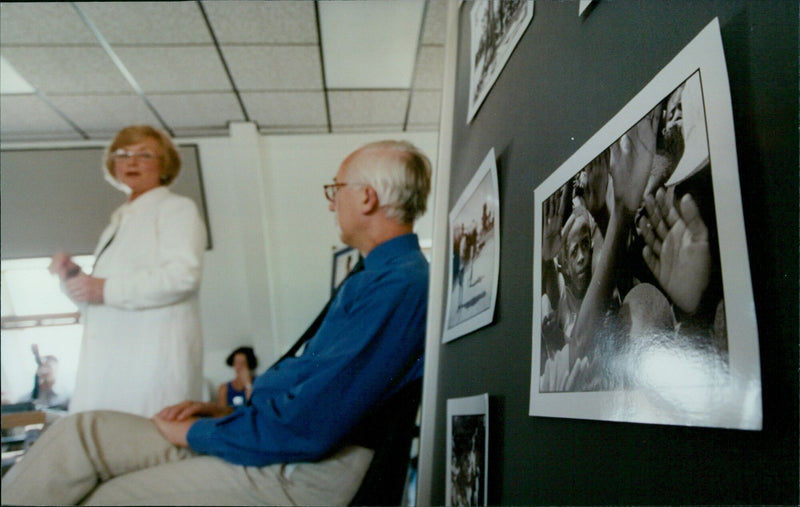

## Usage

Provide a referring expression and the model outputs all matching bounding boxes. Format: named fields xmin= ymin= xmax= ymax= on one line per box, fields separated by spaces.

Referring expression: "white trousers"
xmin=1 ymin=411 xmax=373 ymax=506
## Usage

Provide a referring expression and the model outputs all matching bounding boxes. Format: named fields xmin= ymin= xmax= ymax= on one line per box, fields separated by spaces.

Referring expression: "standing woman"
xmin=49 ymin=125 xmax=206 ymax=418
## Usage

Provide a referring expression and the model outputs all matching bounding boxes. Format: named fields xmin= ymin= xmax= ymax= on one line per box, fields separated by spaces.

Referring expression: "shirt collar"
xmin=363 ymin=233 xmax=420 ymax=270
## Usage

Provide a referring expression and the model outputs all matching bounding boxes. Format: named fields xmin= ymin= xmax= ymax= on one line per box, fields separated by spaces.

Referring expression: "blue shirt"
xmin=187 ymin=234 xmax=428 ymax=466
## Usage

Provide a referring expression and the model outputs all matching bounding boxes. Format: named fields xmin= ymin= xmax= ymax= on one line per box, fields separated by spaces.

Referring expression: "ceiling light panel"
xmin=319 ymin=0 xmax=425 ymax=89
xmin=0 ymin=95 xmax=79 ymax=135
xmin=0 ymin=57 xmax=35 ymax=94
xmin=202 ymin=0 xmax=318 ymax=44
xmin=0 ymin=47 xmax=133 ymax=94
xmin=76 ymin=2 xmax=211 ymax=45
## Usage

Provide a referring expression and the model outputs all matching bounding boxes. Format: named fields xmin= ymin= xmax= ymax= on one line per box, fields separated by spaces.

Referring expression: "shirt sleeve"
xmin=187 ymin=264 xmax=427 ymax=466
xmin=103 ymin=197 xmax=206 ymax=310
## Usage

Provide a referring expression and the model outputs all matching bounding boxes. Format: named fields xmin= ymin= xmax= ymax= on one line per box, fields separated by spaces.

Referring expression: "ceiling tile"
xmin=328 ymin=90 xmax=409 ymax=127
xmin=407 ymin=90 xmax=442 ymax=126
xmin=413 ymin=46 xmax=445 ymax=89
xmin=47 ymin=94 xmax=161 ymax=132
xmin=76 ymin=2 xmax=211 ymax=45
xmin=320 ymin=0 xmax=425 ymax=89
xmin=241 ymin=91 xmax=327 ymax=128
xmin=0 ymin=47 xmax=132 ymax=93
xmin=0 ymin=94 xmax=80 ymax=136
xmin=0 ymin=2 xmax=96 ymax=45
xmin=421 ymin=0 xmax=448 ymax=45
xmin=114 ymin=46 xmax=231 ymax=92
xmin=222 ymin=45 xmax=322 ymax=91
xmin=202 ymin=0 xmax=317 ymax=44
xmin=147 ymin=92 xmax=245 ymax=128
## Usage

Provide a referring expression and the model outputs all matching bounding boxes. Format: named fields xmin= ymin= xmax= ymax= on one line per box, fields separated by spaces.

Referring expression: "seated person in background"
xmin=1 ymin=139 xmax=432 ymax=506
xmin=217 ymin=346 xmax=258 ymax=408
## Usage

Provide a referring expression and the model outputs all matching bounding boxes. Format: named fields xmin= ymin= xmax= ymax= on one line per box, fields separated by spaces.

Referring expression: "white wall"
xmin=0 ymin=126 xmax=439 ymax=392
xmin=259 ymin=132 xmax=439 ymax=355
xmin=185 ymin=126 xmax=439 ymax=387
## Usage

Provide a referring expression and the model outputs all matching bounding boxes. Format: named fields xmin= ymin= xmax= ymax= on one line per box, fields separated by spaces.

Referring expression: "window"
xmin=1 ymin=256 xmax=93 ymax=407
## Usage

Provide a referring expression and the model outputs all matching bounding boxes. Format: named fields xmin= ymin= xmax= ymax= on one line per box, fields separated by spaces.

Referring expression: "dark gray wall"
xmin=431 ymin=1 xmax=798 ymax=504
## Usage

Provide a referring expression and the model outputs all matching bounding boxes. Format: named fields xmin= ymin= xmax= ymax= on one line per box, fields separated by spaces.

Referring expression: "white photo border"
xmin=446 ymin=393 xmax=490 ymax=507
xmin=528 ymin=18 xmax=762 ymax=430
xmin=443 ymin=148 xmax=501 ymax=343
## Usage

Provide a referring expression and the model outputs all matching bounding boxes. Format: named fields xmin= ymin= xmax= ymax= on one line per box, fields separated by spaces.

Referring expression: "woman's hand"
xmin=49 ymin=251 xmax=81 ymax=281
xmin=64 ymin=274 xmax=105 ymax=304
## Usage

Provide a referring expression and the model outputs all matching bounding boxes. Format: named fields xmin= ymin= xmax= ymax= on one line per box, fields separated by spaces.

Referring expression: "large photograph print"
xmin=468 ymin=0 xmax=533 ymax=123
xmin=444 ymin=148 xmax=500 ymax=343
xmin=529 ymin=19 xmax=762 ymax=430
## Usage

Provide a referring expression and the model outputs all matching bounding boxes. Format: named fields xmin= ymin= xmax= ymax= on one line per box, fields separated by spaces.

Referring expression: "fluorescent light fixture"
xmin=1 ymin=56 xmax=36 ymax=94
xmin=319 ymin=0 xmax=425 ymax=89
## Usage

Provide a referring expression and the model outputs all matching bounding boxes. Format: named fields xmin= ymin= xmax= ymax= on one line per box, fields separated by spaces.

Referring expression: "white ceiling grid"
xmin=0 ymin=0 xmax=446 ymax=142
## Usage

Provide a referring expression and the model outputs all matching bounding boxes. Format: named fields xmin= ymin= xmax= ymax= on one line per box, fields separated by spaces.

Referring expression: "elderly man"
xmin=2 ymin=140 xmax=432 ymax=506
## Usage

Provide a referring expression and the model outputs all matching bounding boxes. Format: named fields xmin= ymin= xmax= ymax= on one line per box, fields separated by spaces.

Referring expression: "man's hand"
xmin=156 ymin=400 xmax=233 ymax=422
xmin=151 ymin=416 xmax=198 ymax=447
xmin=152 ymin=401 xmax=234 ymax=447
xmin=639 ymin=188 xmax=711 ymax=314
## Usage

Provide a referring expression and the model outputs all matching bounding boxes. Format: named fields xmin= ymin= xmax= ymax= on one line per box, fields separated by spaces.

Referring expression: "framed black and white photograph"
xmin=446 ymin=394 xmax=489 ymax=507
xmin=443 ymin=148 xmax=500 ymax=343
xmin=468 ymin=0 xmax=533 ymax=123
xmin=331 ymin=245 xmax=360 ymax=296
xmin=529 ymin=19 xmax=762 ymax=430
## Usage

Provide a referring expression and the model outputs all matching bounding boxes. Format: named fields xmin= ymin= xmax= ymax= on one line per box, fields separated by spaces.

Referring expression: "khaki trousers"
xmin=1 ymin=411 xmax=373 ymax=506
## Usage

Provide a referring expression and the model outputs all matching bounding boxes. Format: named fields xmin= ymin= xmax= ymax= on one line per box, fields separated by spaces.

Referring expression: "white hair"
xmin=344 ymin=140 xmax=432 ymax=224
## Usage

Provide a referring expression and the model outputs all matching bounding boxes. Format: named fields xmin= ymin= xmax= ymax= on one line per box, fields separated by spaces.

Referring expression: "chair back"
xmin=348 ymin=378 xmax=422 ymax=506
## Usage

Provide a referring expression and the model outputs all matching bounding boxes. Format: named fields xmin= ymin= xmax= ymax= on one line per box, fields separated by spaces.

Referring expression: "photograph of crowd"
xmin=444 ymin=149 xmax=500 ymax=343
xmin=536 ymin=70 xmax=726 ymax=393
xmin=468 ymin=0 xmax=533 ymax=123
xmin=529 ymin=20 xmax=761 ymax=430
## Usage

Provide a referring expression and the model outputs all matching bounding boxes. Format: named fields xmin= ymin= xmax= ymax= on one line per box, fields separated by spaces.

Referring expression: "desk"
xmin=2 ymin=410 xmax=46 ymax=430
xmin=1 ymin=410 xmax=46 ymax=477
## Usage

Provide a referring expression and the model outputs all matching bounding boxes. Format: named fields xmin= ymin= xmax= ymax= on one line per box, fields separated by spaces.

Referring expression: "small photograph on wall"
xmin=468 ymin=0 xmax=534 ymax=123
xmin=331 ymin=246 xmax=360 ymax=296
xmin=529 ymin=19 xmax=762 ymax=430
xmin=446 ymin=394 xmax=489 ymax=507
xmin=443 ymin=148 xmax=500 ymax=343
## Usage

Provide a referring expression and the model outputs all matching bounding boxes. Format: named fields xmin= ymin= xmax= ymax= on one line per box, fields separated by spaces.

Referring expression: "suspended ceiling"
xmin=0 ymin=0 xmax=446 ymax=143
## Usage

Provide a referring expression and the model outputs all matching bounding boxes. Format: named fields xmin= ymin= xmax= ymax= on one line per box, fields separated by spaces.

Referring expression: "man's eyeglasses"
xmin=324 ymin=182 xmax=354 ymax=202
xmin=111 ymin=150 xmax=160 ymax=162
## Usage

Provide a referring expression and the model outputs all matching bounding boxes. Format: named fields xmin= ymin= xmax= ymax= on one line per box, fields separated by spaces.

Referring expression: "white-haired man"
xmin=2 ymin=140 xmax=432 ymax=506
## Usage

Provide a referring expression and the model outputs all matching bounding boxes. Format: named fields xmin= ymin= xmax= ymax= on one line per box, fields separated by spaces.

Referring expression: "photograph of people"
xmin=469 ymin=0 xmax=534 ymax=122
xmin=444 ymin=150 xmax=500 ymax=342
xmin=48 ymin=125 xmax=207 ymax=417
xmin=538 ymin=72 xmax=725 ymax=393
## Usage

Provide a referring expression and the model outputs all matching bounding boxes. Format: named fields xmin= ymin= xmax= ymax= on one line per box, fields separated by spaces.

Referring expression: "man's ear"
xmin=361 ymin=185 xmax=380 ymax=214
